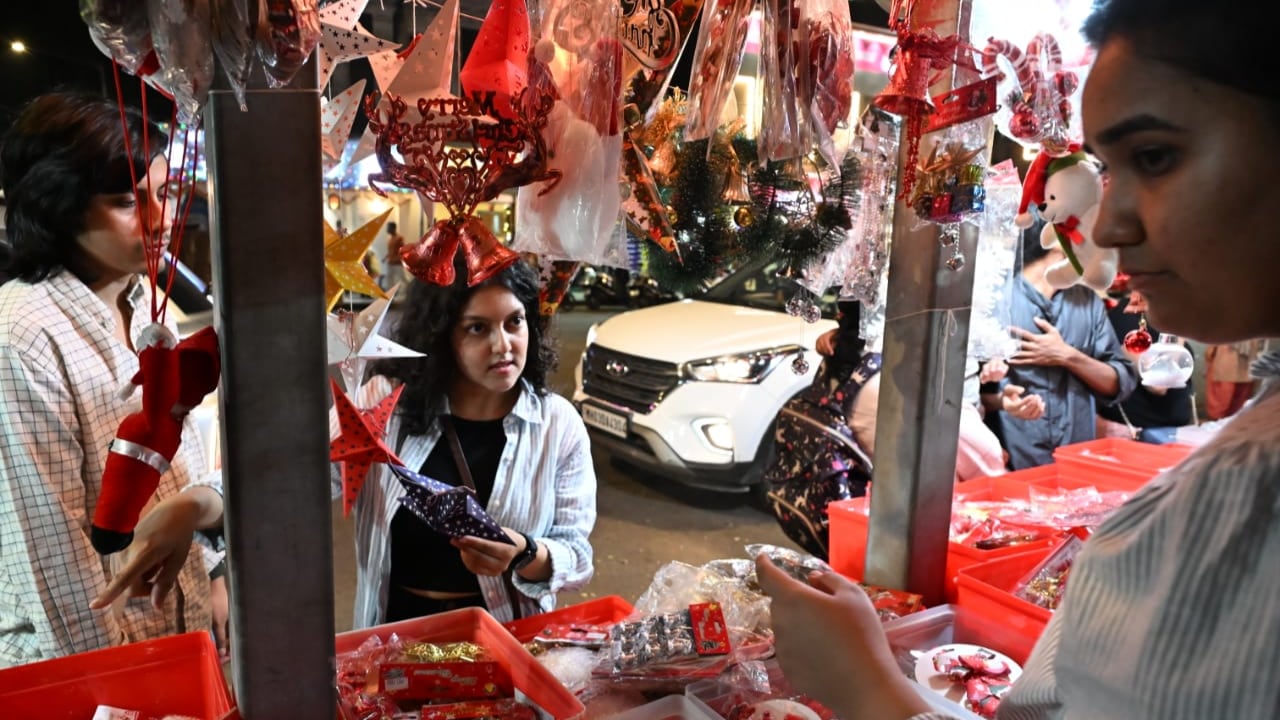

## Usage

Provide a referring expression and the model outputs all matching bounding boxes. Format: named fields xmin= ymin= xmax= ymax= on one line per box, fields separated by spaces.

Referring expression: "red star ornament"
xmin=458 ymin=0 xmax=531 ymax=120
xmin=329 ymin=378 xmax=405 ymax=516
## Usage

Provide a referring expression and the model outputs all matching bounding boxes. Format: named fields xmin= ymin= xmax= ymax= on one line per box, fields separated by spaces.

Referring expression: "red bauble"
xmin=1123 ymin=328 xmax=1152 ymax=354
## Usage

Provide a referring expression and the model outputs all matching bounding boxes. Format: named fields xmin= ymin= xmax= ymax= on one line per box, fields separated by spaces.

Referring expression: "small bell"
xmin=458 ymin=216 xmax=519 ymax=286
xmin=946 ymin=248 xmax=966 ymax=271
xmin=403 ymin=221 xmax=461 ymax=287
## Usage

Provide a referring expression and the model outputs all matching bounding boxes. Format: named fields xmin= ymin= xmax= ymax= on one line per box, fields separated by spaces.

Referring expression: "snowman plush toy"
xmin=1015 ymin=146 xmax=1118 ymax=292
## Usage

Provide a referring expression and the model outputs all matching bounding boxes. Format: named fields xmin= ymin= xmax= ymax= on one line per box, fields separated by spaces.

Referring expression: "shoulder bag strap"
xmin=439 ymin=415 xmax=524 ymax=620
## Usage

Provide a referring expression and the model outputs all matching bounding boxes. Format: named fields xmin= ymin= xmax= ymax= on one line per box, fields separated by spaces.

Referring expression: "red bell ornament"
xmin=458 ymin=216 xmax=520 ymax=286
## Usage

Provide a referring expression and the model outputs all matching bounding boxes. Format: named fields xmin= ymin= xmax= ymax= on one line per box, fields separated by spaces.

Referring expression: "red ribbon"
xmin=1055 ymin=215 xmax=1084 ymax=245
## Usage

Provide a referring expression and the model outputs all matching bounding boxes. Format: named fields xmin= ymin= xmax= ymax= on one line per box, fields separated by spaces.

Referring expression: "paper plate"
xmin=913 ymin=643 xmax=1023 ymax=709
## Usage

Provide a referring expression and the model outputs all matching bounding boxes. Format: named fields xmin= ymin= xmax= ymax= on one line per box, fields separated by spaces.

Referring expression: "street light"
xmin=10 ymin=40 xmax=27 ymax=54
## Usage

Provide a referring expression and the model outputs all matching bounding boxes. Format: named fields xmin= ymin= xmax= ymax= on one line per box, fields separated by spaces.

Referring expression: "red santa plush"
xmin=91 ymin=324 xmax=221 ymax=555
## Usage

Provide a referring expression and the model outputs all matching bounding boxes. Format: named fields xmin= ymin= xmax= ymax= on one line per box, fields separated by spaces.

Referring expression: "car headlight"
xmin=681 ymin=346 xmax=801 ymax=383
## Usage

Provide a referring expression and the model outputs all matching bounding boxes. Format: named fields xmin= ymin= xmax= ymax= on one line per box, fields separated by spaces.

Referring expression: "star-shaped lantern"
xmin=322 ymin=79 xmax=367 ymax=160
xmin=389 ymin=464 xmax=515 ymax=544
xmin=317 ymin=0 xmax=399 ymax=90
xmin=386 ymin=0 xmax=461 ymax=112
xmin=326 ymin=284 xmax=424 ymax=392
xmin=330 ymin=379 xmax=405 ymax=516
xmin=458 ymin=0 xmax=530 ymax=121
xmin=324 ymin=207 xmax=393 ymax=311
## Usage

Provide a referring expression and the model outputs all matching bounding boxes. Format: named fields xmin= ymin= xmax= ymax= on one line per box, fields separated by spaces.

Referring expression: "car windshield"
xmin=700 ymin=259 xmax=840 ymax=318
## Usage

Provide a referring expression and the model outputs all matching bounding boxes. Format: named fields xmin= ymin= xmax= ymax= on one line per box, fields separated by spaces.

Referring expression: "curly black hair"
xmin=378 ymin=257 xmax=557 ymax=436
xmin=1 ymin=92 xmax=168 ymax=283
xmin=1083 ymin=0 xmax=1274 ymax=106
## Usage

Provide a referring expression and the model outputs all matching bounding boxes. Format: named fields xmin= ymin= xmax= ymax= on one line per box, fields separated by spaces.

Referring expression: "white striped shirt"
xmin=911 ymin=351 xmax=1280 ymax=719
xmin=332 ymin=376 xmax=596 ymax=628
xmin=0 ymin=272 xmax=220 ymax=667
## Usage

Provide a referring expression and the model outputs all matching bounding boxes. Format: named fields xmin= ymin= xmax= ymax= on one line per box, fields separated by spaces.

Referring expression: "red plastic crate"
xmin=503 ymin=595 xmax=634 ymax=643
xmin=1053 ymin=438 xmax=1193 ymax=492
xmin=828 ymin=469 xmax=1068 ymax=602
xmin=955 ymin=551 xmax=1054 ymax=665
xmin=335 ymin=606 xmax=583 ymax=720
xmin=0 ymin=632 xmax=234 ymax=719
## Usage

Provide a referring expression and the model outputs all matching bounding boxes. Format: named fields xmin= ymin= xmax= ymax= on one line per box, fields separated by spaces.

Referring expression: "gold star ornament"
xmin=324 ymin=208 xmax=394 ymax=311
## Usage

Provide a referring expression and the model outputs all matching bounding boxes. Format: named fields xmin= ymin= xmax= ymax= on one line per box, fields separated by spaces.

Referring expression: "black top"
xmin=389 ymin=416 xmax=508 ymax=592
xmin=1098 ymin=298 xmax=1194 ymax=428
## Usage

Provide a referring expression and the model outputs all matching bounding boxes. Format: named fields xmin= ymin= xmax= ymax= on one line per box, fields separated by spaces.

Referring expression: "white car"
xmin=573 ymin=260 xmax=838 ymax=499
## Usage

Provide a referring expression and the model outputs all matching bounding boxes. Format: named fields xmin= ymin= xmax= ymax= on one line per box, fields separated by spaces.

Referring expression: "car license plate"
xmin=581 ymin=402 xmax=629 ymax=439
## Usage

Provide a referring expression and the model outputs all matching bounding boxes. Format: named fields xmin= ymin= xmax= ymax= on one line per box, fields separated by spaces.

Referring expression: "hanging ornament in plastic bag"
xmin=982 ymin=33 xmax=1080 ymax=156
xmin=683 ymin=0 xmax=754 ymax=142
xmin=82 ymin=0 xmax=157 ymax=76
xmin=147 ymin=0 xmax=215 ymax=121
xmin=210 ymin=0 xmax=254 ymax=111
xmin=258 ymin=0 xmax=323 ymax=89
xmin=618 ymin=0 xmax=704 ymax=120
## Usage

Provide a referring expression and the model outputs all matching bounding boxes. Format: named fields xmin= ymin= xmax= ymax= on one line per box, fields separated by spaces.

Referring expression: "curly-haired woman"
xmin=334 ymin=258 xmax=596 ymax=626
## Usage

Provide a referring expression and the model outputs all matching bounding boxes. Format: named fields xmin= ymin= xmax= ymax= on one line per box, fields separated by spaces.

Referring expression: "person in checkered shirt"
xmin=0 ymin=92 xmax=226 ymax=666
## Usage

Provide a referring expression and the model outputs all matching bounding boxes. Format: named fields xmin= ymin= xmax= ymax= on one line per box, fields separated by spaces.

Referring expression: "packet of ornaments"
xmin=335 ymin=633 xmax=535 ymax=720
xmin=707 ymin=544 xmax=926 ymax=623
xmin=592 ymin=559 xmax=774 ymax=685
xmin=512 ymin=0 xmax=628 ymax=267
xmin=1013 ymin=528 xmax=1091 ymax=611
xmin=908 ymin=123 xmax=989 ymax=227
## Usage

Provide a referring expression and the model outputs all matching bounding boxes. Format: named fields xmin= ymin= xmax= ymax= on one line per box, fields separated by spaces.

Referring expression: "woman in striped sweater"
xmin=757 ymin=0 xmax=1280 ymax=717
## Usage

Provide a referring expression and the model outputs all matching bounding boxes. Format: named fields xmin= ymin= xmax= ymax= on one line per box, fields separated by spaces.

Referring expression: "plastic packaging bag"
xmin=967 ymin=160 xmax=1022 ymax=361
xmin=147 ymin=0 xmax=216 ymax=121
xmin=683 ymin=0 xmax=754 ymax=141
xmin=513 ymin=3 xmax=626 ymax=266
xmin=81 ymin=0 xmax=156 ymax=75
xmin=257 ymin=0 xmax=322 ymax=89
xmin=757 ymin=0 xmax=807 ymax=163
xmin=211 ymin=0 xmax=255 ymax=111
xmin=797 ymin=0 xmax=855 ymax=168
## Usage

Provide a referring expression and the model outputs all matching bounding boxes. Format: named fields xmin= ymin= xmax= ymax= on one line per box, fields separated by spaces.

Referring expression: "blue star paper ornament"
xmin=388 ymin=463 xmax=515 ymax=544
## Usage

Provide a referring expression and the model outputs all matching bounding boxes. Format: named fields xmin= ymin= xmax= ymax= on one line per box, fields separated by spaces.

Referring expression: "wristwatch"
xmin=508 ymin=531 xmax=539 ymax=573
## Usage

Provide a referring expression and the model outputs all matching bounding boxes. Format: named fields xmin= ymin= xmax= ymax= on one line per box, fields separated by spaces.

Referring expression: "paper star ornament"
xmin=368 ymin=43 xmax=404 ymax=92
xmin=317 ymin=0 xmax=400 ymax=89
xmin=327 ymin=284 xmax=424 ymax=391
xmin=322 ymin=79 xmax=367 ymax=160
xmin=389 ymin=463 xmax=515 ymax=544
xmin=324 ymin=208 xmax=393 ymax=311
xmin=386 ymin=0 xmax=460 ymax=111
xmin=331 ymin=379 xmax=405 ymax=516
xmin=459 ymin=0 xmax=530 ymax=120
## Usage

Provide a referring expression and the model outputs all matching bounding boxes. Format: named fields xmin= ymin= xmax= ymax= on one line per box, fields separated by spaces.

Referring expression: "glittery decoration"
xmin=733 ymin=205 xmax=755 ymax=228
xmin=841 ymin=109 xmax=899 ymax=306
xmin=946 ymin=248 xmax=966 ymax=271
xmin=330 ymin=380 xmax=405 ymax=516
xmin=791 ymin=355 xmax=810 ymax=375
xmin=324 ymin=208 xmax=393 ymax=312
xmin=1123 ymin=318 xmax=1152 ymax=354
xmin=389 ymin=464 xmax=516 ymax=545
xmin=402 ymin=641 xmax=489 ymax=663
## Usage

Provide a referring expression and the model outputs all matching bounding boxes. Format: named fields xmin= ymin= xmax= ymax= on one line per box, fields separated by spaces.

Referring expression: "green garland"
xmin=641 ymin=130 xmax=862 ymax=293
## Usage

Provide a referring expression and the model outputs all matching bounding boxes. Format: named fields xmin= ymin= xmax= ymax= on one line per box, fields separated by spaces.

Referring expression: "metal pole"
xmin=206 ymin=53 xmax=337 ymax=716
xmin=863 ymin=0 xmax=983 ymax=604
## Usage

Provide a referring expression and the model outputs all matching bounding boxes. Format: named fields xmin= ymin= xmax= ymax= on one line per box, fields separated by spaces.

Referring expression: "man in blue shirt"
xmin=989 ymin=223 xmax=1138 ymax=469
